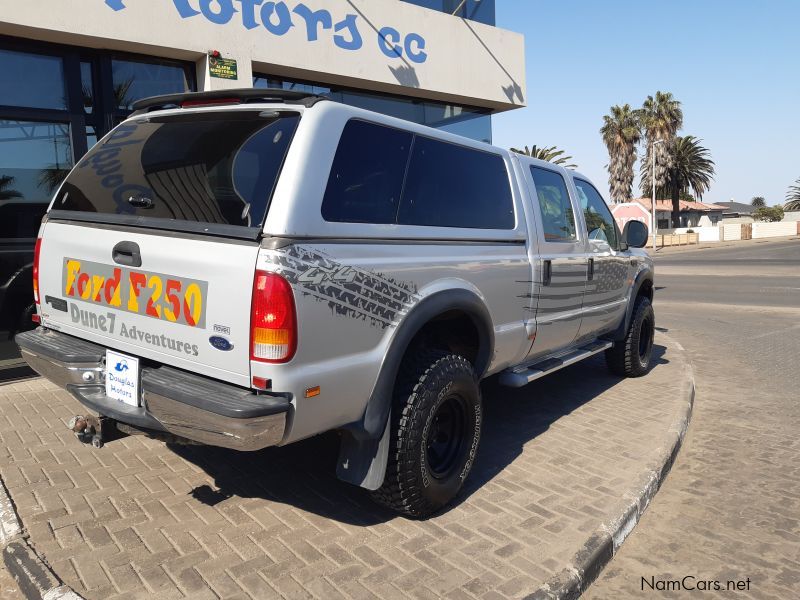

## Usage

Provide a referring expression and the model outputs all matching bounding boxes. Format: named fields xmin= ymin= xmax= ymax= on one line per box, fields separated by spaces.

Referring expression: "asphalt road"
xmin=586 ymin=237 xmax=800 ymax=599
xmin=654 ymin=238 xmax=800 ymax=308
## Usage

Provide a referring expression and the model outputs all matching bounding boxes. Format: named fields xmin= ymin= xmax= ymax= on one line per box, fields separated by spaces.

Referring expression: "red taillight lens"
xmin=250 ymin=271 xmax=297 ymax=363
xmin=33 ymin=238 xmax=42 ymax=305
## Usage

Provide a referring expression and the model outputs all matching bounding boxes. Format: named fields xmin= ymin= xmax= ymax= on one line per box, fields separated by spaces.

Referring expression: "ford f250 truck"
xmin=16 ymin=89 xmax=654 ymax=517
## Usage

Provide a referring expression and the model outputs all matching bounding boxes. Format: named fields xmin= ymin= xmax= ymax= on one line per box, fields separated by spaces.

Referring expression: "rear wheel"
xmin=372 ymin=351 xmax=482 ymax=518
xmin=606 ymin=296 xmax=655 ymax=377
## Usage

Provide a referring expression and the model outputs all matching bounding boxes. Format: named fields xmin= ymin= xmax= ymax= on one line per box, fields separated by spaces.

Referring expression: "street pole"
xmin=651 ymin=140 xmax=664 ymax=252
xmin=652 ymin=149 xmax=657 ymax=252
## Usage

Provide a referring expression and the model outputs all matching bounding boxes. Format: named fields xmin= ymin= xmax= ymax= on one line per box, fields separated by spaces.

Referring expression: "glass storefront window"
xmin=0 ymin=120 xmax=73 ymax=225
xmin=0 ymin=49 xmax=67 ymax=110
xmin=81 ymin=61 xmax=94 ymax=114
xmin=112 ymin=58 xmax=194 ymax=110
xmin=253 ymin=75 xmax=331 ymax=96
xmin=398 ymin=0 xmax=495 ymax=25
xmin=253 ymin=73 xmax=492 ymax=143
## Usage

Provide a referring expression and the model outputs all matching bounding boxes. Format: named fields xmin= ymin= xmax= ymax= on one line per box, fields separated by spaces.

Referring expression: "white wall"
xmin=783 ymin=211 xmax=800 ymax=222
xmin=670 ymin=226 xmax=722 ymax=242
xmin=0 ymin=0 xmax=526 ymax=111
xmin=722 ymin=224 xmax=742 ymax=241
xmin=752 ymin=222 xmax=797 ymax=238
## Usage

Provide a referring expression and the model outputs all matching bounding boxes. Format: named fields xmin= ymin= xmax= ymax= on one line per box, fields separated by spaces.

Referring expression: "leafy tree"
xmin=0 ymin=175 xmax=23 ymax=200
xmin=753 ymin=206 xmax=785 ymax=222
xmin=639 ymin=91 xmax=683 ymax=204
xmin=511 ymin=145 xmax=577 ymax=169
xmin=786 ymin=178 xmax=800 ymax=211
xmin=650 ymin=136 xmax=715 ymax=227
xmin=600 ymin=104 xmax=641 ymax=203
xmin=750 ymin=196 xmax=766 ymax=208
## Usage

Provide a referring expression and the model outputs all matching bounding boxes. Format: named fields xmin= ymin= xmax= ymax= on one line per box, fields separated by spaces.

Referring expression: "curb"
xmin=0 ymin=478 xmax=84 ymax=600
xmin=526 ymin=333 xmax=696 ymax=600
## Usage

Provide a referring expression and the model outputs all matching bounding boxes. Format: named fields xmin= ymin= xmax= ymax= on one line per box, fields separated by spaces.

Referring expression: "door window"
xmin=574 ymin=179 xmax=619 ymax=249
xmin=529 ymin=166 xmax=577 ymax=242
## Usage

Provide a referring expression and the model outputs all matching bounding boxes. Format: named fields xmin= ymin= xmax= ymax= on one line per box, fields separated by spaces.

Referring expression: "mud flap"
xmin=336 ymin=411 xmax=391 ymax=490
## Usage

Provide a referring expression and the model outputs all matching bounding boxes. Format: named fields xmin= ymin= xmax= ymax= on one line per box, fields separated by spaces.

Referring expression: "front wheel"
xmin=606 ymin=296 xmax=655 ymax=377
xmin=372 ymin=351 xmax=482 ymax=518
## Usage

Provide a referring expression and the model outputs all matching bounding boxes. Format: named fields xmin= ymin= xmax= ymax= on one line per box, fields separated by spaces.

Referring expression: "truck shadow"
xmin=173 ymin=344 xmax=668 ymax=524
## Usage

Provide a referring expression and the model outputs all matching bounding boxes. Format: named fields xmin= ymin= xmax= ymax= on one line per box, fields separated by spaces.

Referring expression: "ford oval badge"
xmin=209 ymin=336 xmax=234 ymax=351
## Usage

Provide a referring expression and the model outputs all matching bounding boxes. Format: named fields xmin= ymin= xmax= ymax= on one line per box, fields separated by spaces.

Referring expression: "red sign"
xmin=610 ymin=203 xmax=652 ymax=234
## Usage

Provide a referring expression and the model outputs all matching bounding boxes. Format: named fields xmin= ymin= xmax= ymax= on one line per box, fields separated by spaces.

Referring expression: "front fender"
xmin=610 ymin=266 xmax=654 ymax=341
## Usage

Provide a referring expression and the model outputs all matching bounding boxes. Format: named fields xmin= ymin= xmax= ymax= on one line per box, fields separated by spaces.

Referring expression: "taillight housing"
xmin=33 ymin=238 xmax=42 ymax=305
xmin=250 ymin=270 xmax=297 ymax=363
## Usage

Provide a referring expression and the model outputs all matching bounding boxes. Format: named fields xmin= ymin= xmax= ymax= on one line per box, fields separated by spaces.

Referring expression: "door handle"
xmin=587 ymin=258 xmax=595 ymax=281
xmin=112 ymin=241 xmax=142 ymax=268
xmin=542 ymin=260 xmax=552 ymax=286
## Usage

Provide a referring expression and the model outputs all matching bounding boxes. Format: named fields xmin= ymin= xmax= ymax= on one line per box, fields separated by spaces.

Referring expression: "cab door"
xmin=572 ymin=178 xmax=631 ymax=340
xmin=522 ymin=163 xmax=589 ymax=360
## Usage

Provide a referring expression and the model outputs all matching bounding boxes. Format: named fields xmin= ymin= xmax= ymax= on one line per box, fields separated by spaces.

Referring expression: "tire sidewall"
xmin=631 ymin=299 xmax=655 ymax=372
xmin=412 ymin=359 xmax=482 ymax=509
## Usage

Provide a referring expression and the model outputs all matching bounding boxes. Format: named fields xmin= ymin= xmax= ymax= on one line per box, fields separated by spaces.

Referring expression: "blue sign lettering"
xmin=292 ymin=4 xmax=332 ymax=42
xmin=107 ymin=0 xmax=428 ymax=63
xmin=334 ymin=14 xmax=362 ymax=51
xmin=377 ymin=26 xmax=402 ymax=59
xmin=405 ymin=32 xmax=427 ymax=64
xmin=261 ymin=2 xmax=293 ymax=35
xmin=199 ymin=0 xmax=237 ymax=24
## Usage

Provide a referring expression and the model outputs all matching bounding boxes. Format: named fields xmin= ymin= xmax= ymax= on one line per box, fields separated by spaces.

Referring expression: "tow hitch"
xmin=67 ymin=415 xmax=107 ymax=448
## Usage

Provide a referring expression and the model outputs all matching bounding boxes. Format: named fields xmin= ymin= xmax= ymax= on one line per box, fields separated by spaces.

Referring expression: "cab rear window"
xmin=53 ymin=111 xmax=299 ymax=231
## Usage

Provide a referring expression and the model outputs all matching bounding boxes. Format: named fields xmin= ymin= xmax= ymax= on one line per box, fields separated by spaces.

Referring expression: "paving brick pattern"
xmin=0 ymin=335 xmax=688 ymax=600
xmin=586 ymin=303 xmax=800 ymax=599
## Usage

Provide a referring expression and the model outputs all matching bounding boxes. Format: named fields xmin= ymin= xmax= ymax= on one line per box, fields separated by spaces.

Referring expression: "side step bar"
xmin=499 ymin=340 xmax=613 ymax=388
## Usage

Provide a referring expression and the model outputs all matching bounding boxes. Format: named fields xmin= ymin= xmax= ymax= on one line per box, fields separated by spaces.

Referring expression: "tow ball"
xmin=67 ymin=415 xmax=105 ymax=448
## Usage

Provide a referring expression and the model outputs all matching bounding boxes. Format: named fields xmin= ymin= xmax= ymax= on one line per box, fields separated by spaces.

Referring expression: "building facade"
xmin=0 ymin=0 xmax=526 ymax=370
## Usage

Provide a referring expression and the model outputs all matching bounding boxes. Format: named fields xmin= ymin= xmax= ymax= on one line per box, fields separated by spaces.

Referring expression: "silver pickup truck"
xmin=17 ymin=89 xmax=654 ymax=517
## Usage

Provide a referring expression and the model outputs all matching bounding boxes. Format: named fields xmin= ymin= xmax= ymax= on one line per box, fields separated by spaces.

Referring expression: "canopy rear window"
xmin=53 ymin=111 xmax=299 ymax=235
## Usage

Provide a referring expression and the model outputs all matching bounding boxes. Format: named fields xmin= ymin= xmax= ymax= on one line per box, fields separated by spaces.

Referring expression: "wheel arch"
xmin=610 ymin=267 xmax=654 ymax=342
xmin=336 ymin=288 xmax=494 ymax=489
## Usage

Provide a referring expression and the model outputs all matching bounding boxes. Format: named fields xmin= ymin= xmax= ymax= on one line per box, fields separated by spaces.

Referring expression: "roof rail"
xmin=130 ymin=88 xmax=326 ymax=114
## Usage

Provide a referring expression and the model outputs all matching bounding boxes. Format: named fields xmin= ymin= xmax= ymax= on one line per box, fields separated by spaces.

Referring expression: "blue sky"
xmin=492 ymin=0 xmax=800 ymax=206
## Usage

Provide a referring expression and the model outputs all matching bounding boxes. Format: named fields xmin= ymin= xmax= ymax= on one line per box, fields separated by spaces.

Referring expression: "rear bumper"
xmin=15 ymin=328 xmax=291 ymax=451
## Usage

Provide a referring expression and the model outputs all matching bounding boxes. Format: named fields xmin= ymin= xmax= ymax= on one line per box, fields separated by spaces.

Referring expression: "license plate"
xmin=105 ymin=349 xmax=140 ymax=407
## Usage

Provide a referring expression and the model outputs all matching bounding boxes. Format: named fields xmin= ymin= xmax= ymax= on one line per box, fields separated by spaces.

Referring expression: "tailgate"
xmin=38 ymin=221 xmax=258 ymax=387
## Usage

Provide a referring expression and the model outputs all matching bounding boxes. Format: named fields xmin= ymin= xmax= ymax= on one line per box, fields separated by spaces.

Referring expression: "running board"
xmin=499 ymin=340 xmax=613 ymax=388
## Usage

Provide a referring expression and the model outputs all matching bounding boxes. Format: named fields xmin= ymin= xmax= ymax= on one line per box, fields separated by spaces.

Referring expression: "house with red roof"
xmin=632 ymin=198 xmax=726 ymax=229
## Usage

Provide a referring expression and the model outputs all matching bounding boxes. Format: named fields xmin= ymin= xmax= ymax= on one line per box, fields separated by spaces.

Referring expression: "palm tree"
xmin=750 ymin=196 xmax=766 ymax=208
xmin=658 ymin=136 xmax=715 ymax=226
xmin=0 ymin=175 xmax=23 ymax=200
xmin=600 ymin=104 xmax=641 ymax=203
xmin=38 ymin=167 xmax=71 ymax=194
xmin=639 ymin=91 xmax=684 ymax=215
xmin=510 ymin=145 xmax=577 ymax=169
xmin=785 ymin=178 xmax=800 ymax=211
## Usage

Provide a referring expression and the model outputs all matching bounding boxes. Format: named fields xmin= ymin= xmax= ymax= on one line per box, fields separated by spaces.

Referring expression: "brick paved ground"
xmin=0 ymin=334 xmax=689 ymax=600
xmin=587 ymin=242 xmax=800 ymax=599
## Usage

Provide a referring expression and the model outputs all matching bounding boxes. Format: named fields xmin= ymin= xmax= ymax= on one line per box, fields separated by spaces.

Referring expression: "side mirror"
xmin=622 ymin=220 xmax=649 ymax=248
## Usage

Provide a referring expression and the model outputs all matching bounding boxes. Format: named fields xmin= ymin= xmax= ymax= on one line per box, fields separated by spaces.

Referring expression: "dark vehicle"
xmin=0 ymin=200 xmax=48 ymax=368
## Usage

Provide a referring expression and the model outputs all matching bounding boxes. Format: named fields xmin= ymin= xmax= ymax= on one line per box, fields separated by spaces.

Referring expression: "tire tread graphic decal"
xmin=266 ymin=247 xmax=420 ymax=329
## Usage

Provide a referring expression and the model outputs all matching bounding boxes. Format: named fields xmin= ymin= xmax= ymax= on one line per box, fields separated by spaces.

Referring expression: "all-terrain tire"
xmin=372 ymin=351 xmax=482 ymax=518
xmin=605 ymin=295 xmax=655 ymax=377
